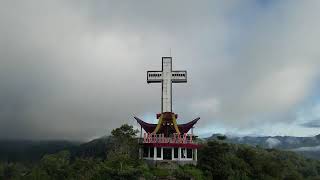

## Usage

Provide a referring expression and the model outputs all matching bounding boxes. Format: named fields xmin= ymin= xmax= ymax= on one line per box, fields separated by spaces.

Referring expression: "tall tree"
xmin=102 ymin=124 xmax=142 ymax=179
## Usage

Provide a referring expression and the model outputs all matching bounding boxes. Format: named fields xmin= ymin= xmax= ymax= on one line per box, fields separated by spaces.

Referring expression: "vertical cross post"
xmin=162 ymin=57 xmax=172 ymax=112
xmin=147 ymin=57 xmax=187 ymax=113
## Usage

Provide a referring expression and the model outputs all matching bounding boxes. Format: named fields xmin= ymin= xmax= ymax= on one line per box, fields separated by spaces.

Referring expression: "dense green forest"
xmin=1 ymin=124 xmax=320 ymax=180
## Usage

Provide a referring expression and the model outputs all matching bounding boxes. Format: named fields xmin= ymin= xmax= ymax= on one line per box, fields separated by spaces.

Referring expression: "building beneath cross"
xmin=135 ymin=56 xmax=200 ymax=166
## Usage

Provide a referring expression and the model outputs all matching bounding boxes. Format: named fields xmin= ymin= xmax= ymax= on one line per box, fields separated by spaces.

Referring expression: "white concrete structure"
xmin=147 ymin=57 xmax=187 ymax=112
xmin=142 ymin=146 xmax=197 ymax=165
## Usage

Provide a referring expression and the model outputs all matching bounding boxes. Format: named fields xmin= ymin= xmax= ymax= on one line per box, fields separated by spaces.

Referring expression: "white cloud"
xmin=292 ymin=145 xmax=320 ymax=152
xmin=266 ymin=138 xmax=281 ymax=148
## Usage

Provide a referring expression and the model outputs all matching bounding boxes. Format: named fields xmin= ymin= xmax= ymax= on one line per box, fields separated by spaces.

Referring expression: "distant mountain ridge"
xmin=208 ymin=134 xmax=320 ymax=159
xmin=0 ymin=140 xmax=80 ymax=162
xmin=0 ymin=136 xmax=113 ymax=162
xmin=2 ymin=133 xmax=320 ymax=163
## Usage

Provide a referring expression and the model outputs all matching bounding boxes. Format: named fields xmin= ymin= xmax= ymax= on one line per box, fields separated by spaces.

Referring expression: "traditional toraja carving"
xmin=151 ymin=112 xmax=181 ymax=135
xmin=143 ymin=133 xmax=193 ymax=144
xmin=134 ymin=56 xmax=200 ymax=165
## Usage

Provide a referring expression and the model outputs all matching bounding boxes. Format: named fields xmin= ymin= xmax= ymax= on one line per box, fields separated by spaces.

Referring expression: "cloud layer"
xmin=0 ymin=0 xmax=320 ymax=140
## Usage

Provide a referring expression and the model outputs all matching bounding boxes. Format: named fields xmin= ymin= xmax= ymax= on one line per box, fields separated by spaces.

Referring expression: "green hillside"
xmin=1 ymin=124 xmax=320 ymax=179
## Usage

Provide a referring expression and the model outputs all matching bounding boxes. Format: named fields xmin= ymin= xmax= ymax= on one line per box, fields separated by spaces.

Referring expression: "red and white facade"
xmin=141 ymin=132 xmax=199 ymax=164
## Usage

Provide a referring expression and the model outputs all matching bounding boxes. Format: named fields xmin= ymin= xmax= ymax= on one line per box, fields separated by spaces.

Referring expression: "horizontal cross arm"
xmin=147 ymin=71 xmax=163 ymax=83
xmin=172 ymin=70 xmax=187 ymax=83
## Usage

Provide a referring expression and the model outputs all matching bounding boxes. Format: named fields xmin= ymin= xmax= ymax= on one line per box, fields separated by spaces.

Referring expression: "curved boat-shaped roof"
xmin=134 ymin=116 xmax=199 ymax=134
xmin=178 ymin=117 xmax=200 ymax=134
xmin=134 ymin=116 xmax=157 ymax=133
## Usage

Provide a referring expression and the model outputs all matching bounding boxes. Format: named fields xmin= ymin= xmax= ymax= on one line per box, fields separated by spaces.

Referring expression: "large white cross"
xmin=147 ymin=57 xmax=187 ymax=112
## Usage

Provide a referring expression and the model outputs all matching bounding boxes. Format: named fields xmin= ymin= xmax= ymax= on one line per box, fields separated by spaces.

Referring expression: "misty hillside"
xmin=2 ymin=137 xmax=320 ymax=179
xmin=1 ymin=120 xmax=320 ymax=180
xmin=72 ymin=136 xmax=113 ymax=159
xmin=0 ymin=140 xmax=80 ymax=162
xmin=0 ymin=136 xmax=115 ymax=163
xmin=209 ymin=134 xmax=320 ymax=159
xmin=2 ymin=133 xmax=320 ymax=163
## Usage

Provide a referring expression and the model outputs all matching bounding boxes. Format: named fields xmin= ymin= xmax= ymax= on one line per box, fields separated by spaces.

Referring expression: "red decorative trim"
xmin=142 ymin=143 xmax=201 ymax=149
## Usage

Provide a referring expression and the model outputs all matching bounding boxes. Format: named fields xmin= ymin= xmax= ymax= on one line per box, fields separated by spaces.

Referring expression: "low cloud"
xmin=0 ymin=0 xmax=320 ymax=140
xmin=301 ymin=120 xmax=320 ymax=128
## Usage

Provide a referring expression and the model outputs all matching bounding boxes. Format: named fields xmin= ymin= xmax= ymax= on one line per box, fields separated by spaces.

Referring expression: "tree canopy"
xmin=1 ymin=124 xmax=320 ymax=179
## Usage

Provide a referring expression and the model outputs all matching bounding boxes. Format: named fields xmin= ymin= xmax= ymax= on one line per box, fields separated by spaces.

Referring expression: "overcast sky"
xmin=1 ymin=0 xmax=320 ymax=140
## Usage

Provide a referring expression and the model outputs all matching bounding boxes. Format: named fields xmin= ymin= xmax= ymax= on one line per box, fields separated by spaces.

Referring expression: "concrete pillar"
xmin=139 ymin=147 xmax=142 ymax=159
xmin=178 ymin=147 xmax=181 ymax=161
xmin=161 ymin=147 xmax=163 ymax=160
xmin=148 ymin=147 xmax=150 ymax=158
xmin=153 ymin=147 xmax=156 ymax=160
xmin=171 ymin=147 xmax=174 ymax=160
xmin=195 ymin=149 xmax=198 ymax=161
